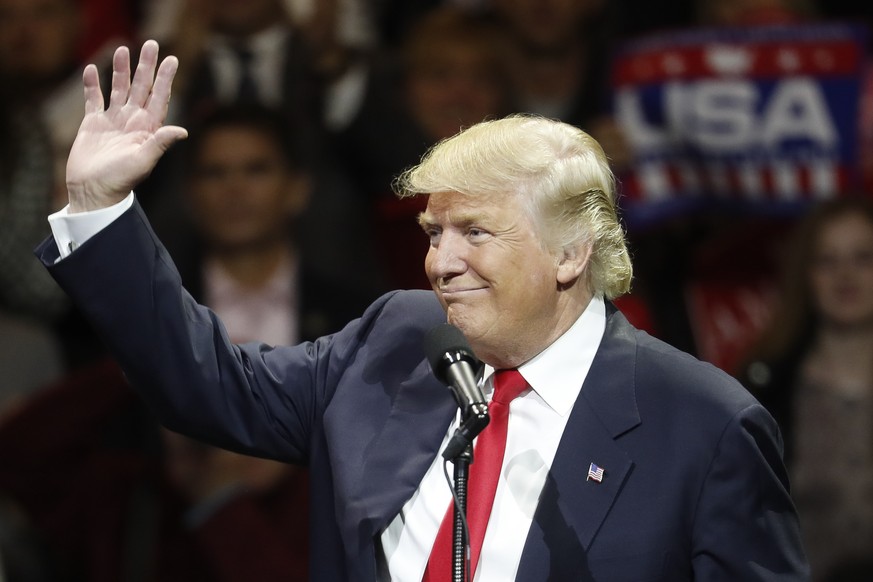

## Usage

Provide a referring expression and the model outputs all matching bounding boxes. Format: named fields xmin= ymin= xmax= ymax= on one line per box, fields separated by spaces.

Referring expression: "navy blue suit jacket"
xmin=38 ymin=202 xmax=809 ymax=581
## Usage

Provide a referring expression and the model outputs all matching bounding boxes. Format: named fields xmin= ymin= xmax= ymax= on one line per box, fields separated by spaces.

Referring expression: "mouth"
xmin=438 ymin=287 xmax=487 ymax=299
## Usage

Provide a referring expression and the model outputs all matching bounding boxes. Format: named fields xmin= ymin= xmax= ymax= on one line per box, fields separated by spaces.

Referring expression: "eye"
xmin=244 ymin=161 xmax=277 ymax=178
xmin=423 ymin=225 xmax=442 ymax=245
xmin=466 ymin=227 xmax=490 ymax=242
xmin=194 ymin=164 xmax=227 ymax=182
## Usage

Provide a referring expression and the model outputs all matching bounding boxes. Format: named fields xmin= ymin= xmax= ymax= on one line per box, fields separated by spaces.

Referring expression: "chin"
xmin=445 ymin=312 xmax=469 ymax=334
xmin=445 ymin=313 xmax=479 ymax=342
xmin=446 ymin=320 xmax=498 ymax=363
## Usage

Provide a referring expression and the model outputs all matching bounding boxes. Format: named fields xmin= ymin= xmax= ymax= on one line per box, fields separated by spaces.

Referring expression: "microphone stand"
xmin=449 ymin=443 xmax=472 ymax=582
xmin=443 ymin=403 xmax=489 ymax=582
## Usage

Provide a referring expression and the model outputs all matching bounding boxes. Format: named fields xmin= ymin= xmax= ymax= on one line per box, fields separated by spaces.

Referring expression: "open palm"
xmin=66 ymin=40 xmax=188 ymax=212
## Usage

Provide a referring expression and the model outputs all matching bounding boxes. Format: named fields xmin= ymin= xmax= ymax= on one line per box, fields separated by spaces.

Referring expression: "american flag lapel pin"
xmin=587 ymin=462 xmax=605 ymax=483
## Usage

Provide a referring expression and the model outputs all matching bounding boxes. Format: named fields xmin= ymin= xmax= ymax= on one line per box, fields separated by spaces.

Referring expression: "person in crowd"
xmin=37 ymin=40 xmax=808 ymax=581
xmin=484 ymin=0 xmax=625 ymax=156
xmin=619 ymin=0 xmax=827 ymax=359
xmin=0 ymin=0 xmax=115 ymax=368
xmin=173 ymin=103 xmax=377 ymax=342
xmin=485 ymin=0 xmax=612 ymax=125
xmin=0 ymin=103 xmax=389 ymax=582
xmin=0 ymin=359 xmax=311 ymax=582
xmin=0 ymin=102 xmax=70 ymax=365
xmin=0 ymin=0 xmax=124 ymax=208
xmin=140 ymin=0 xmax=378 ymax=291
xmin=740 ymin=196 xmax=873 ymax=581
xmin=0 ymin=0 xmax=82 ymax=314
xmin=156 ymin=0 xmax=318 ymax=120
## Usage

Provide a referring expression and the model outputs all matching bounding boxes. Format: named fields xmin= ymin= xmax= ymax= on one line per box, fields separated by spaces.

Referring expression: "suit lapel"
xmin=518 ymin=308 xmax=641 ymax=580
xmin=345 ymin=359 xmax=458 ymax=542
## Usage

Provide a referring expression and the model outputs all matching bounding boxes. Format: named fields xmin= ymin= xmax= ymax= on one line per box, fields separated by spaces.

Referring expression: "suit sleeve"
xmin=36 ymin=201 xmax=389 ymax=464
xmin=690 ymin=402 xmax=810 ymax=580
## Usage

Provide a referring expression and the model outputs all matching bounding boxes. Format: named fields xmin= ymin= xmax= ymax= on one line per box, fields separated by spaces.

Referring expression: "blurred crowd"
xmin=0 ymin=0 xmax=872 ymax=580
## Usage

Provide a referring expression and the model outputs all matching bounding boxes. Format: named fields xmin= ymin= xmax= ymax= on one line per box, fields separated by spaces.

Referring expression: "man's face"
xmin=406 ymin=43 xmax=504 ymax=141
xmin=421 ymin=190 xmax=566 ymax=367
xmin=189 ymin=126 xmax=306 ymax=250
xmin=493 ymin=0 xmax=602 ymax=53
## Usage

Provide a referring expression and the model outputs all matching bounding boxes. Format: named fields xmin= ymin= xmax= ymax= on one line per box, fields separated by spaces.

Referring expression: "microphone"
xmin=424 ymin=323 xmax=490 ymax=459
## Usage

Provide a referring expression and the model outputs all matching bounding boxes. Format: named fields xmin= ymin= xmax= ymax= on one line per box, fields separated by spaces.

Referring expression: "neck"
xmin=481 ymin=290 xmax=593 ymax=370
xmin=813 ymin=321 xmax=873 ymax=359
xmin=209 ymin=241 xmax=293 ymax=288
xmin=803 ymin=321 xmax=873 ymax=396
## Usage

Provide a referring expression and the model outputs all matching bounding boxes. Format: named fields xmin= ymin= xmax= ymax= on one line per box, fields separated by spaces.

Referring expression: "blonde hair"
xmin=394 ymin=114 xmax=632 ymax=299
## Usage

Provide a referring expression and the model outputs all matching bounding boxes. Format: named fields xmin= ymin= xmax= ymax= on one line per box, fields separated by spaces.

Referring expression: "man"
xmin=138 ymin=0 xmax=379 ymax=295
xmin=176 ymin=103 xmax=374 ymax=343
xmin=0 ymin=0 xmax=84 ymax=358
xmin=37 ymin=41 xmax=809 ymax=581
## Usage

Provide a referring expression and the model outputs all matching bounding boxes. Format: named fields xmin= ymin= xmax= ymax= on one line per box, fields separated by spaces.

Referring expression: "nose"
xmin=426 ymin=230 xmax=468 ymax=284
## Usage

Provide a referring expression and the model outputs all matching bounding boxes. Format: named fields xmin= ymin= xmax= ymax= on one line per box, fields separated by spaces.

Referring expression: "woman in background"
xmin=740 ymin=196 xmax=873 ymax=581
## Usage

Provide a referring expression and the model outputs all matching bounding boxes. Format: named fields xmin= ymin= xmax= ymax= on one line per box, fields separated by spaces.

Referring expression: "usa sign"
xmin=611 ymin=23 xmax=869 ymax=227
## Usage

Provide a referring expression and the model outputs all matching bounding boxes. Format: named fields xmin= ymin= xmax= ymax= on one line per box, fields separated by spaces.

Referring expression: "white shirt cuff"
xmin=48 ymin=193 xmax=135 ymax=260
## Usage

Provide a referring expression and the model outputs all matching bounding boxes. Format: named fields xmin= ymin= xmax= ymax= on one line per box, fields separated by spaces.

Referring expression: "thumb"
xmin=149 ymin=125 xmax=189 ymax=155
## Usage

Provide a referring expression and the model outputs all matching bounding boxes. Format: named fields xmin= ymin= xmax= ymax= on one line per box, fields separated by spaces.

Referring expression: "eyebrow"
xmin=417 ymin=212 xmax=432 ymax=228
xmin=417 ymin=210 xmax=488 ymax=229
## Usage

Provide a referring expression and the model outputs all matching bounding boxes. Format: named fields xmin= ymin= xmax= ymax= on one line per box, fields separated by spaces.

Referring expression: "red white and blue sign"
xmin=611 ymin=23 xmax=869 ymax=227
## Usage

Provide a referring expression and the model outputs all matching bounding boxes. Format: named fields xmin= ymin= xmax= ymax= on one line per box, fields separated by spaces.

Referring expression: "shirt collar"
xmin=203 ymin=252 xmax=296 ymax=306
xmin=483 ymin=295 xmax=607 ymax=416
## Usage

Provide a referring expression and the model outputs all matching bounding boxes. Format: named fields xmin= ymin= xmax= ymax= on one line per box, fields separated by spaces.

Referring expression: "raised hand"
xmin=66 ymin=40 xmax=188 ymax=213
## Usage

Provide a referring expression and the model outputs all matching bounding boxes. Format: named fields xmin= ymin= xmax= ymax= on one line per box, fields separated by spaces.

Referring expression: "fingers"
xmin=144 ymin=55 xmax=179 ymax=122
xmin=108 ymin=45 xmax=131 ymax=111
xmin=82 ymin=64 xmax=104 ymax=114
xmin=128 ymin=39 xmax=159 ymax=108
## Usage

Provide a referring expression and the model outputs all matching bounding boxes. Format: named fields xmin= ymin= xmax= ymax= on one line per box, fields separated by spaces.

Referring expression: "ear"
xmin=556 ymin=242 xmax=592 ymax=286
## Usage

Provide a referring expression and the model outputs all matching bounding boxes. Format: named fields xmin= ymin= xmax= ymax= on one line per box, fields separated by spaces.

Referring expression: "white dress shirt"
xmin=207 ymin=25 xmax=291 ymax=108
xmin=48 ymin=193 xmax=134 ymax=260
xmin=380 ymin=297 xmax=606 ymax=581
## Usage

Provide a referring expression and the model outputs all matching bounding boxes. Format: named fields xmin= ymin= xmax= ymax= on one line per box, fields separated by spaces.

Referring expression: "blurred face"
xmin=0 ymin=0 xmax=80 ymax=79
xmin=809 ymin=211 xmax=873 ymax=328
xmin=493 ymin=0 xmax=602 ymax=53
xmin=190 ymin=127 xmax=307 ymax=250
xmin=421 ymin=190 xmax=574 ymax=367
xmin=406 ymin=44 xmax=504 ymax=141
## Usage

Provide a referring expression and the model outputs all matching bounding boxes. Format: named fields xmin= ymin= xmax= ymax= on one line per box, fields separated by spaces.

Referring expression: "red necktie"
xmin=423 ymin=369 xmax=529 ymax=581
